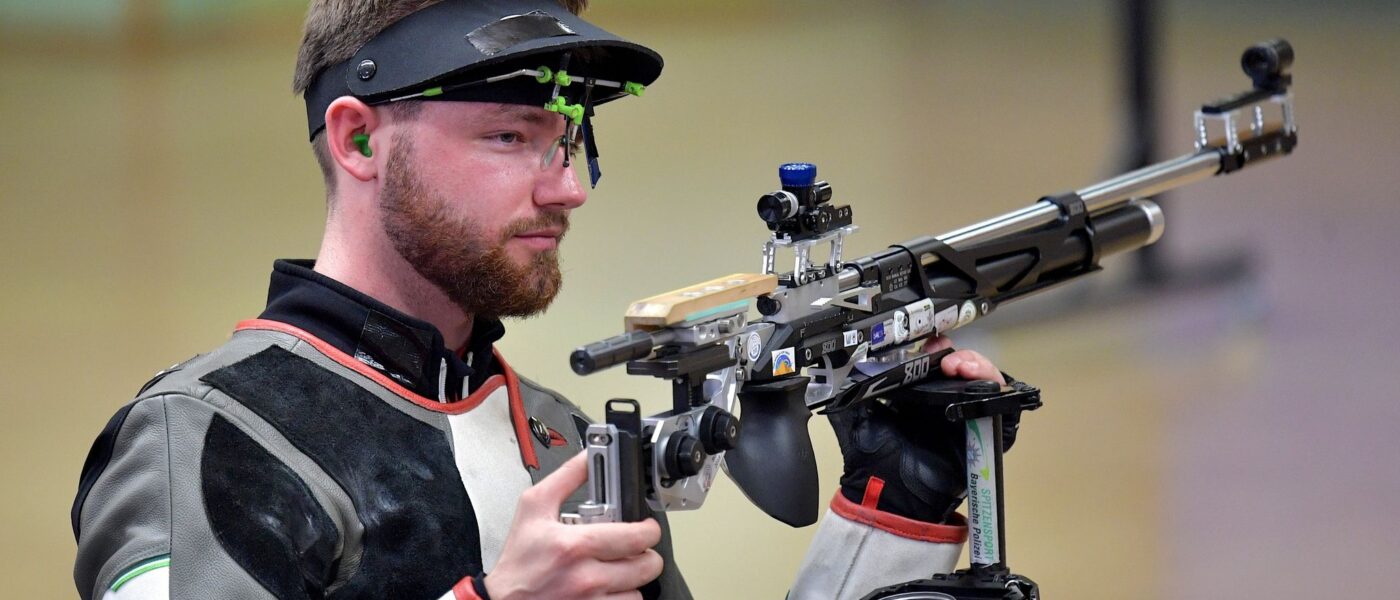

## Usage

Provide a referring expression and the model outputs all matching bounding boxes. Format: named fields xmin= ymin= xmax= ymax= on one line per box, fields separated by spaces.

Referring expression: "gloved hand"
xmin=828 ymin=337 xmax=1010 ymax=524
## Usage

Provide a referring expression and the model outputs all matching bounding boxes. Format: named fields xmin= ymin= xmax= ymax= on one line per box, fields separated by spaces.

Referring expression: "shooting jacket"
xmin=73 ymin=259 xmax=965 ymax=600
xmin=72 ymin=260 xmax=689 ymax=600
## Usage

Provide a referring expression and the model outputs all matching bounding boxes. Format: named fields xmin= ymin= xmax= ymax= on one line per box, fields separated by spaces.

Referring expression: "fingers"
xmin=940 ymin=349 xmax=1006 ymax=385
xmin=519 ymin=452 xmax=588 ymax=517
xmin=495 ymin=460 xmax=664 ymax=599
xmin=925 ymin=337 xmax=1007 ymax=385
xmin=593 ymin=549 xmax=664 ymax=593
xmin=571 ymin=518 xmax=663 ymax=561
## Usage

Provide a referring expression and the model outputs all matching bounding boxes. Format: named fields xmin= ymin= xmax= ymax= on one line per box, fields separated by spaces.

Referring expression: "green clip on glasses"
xmin=378 ymin=65 xmax=646 ymax=170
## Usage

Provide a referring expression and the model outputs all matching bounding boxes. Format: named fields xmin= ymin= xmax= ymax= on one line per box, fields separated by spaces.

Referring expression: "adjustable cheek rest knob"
xmin=697 ymin=405 xmax=740 ymax=454
xmin=662 ymin=431 xmax=705 ymax=480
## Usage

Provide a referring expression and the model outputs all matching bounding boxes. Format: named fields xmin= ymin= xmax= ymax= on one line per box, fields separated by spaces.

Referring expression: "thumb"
xmin=522 ymin=451 xmax=589 ymax=516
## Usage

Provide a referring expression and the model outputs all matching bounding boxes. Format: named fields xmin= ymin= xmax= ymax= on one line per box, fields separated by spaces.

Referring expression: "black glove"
xmin=828 ymin=398 xmax=967 ymax=524
xmin=829 ymin=376 xmax=1024 ymax=525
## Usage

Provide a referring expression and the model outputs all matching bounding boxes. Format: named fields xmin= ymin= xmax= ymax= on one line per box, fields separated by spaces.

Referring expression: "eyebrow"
xmin=484 ymin=104 xmax=553 ymax=126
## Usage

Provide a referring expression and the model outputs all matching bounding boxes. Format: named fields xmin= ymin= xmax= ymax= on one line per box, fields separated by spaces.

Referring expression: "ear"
xmin=324 ymin=97 xmax=381 ymax=182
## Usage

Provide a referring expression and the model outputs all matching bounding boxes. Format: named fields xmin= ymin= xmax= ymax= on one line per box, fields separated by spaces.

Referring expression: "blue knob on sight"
xmin=778 ymin=162 xmax=817 ymax=188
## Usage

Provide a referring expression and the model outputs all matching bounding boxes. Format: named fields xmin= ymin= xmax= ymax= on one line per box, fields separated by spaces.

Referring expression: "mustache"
xmin=500 ymin=212 xmax=571 ymax=242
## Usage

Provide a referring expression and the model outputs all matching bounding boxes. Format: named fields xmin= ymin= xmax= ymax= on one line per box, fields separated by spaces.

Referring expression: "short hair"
xmin=294 ymin=0 xmax=589 ymax=195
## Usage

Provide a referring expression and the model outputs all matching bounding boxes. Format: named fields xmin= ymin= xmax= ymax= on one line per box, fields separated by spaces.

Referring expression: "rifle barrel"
xmin=837 ymin=148 xmax=1220 ymax=291
xmin=945 ymin=149 xmax=1216 ymax=249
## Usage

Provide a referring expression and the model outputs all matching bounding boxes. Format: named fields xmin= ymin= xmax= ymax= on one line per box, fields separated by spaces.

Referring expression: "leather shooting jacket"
xmin=72 ymin=260 xmax=691 ymax=599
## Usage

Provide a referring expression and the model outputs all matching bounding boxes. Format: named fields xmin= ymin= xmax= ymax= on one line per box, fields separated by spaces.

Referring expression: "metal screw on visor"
xmin=356 ymin=60 xmax=377 ymax=81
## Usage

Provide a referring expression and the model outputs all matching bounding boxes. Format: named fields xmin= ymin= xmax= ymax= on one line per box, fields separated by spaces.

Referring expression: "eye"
xmin=490 ymin=132 xmax=524 ymax=145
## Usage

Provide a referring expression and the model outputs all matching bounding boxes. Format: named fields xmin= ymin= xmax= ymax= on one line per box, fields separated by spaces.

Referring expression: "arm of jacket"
xmin=76 ymin=392 xmax=498 ymax=600
xmin=74 ymin=393 xmax=487 ymax=600
xmin=787 ymin=490 xmax=967 ymax=600
xmin=73 ymin=393 xmax=349 ymax=600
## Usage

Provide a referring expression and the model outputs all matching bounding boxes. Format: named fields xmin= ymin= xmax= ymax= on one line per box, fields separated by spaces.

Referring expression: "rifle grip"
xmin=726 ymin=377 xmax=820 ymax=527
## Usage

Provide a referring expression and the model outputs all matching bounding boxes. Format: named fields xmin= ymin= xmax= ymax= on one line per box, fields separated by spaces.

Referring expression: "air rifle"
xmin=562 ymin=40 xmax=1296 ymax=594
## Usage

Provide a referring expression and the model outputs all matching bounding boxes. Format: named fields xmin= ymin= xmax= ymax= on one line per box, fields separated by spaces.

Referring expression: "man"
xmin=72 ymin=1 xmax=1008 ymax=599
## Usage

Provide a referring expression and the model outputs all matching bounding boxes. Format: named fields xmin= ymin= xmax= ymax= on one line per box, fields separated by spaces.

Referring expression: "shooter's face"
xmin=379 ymin=101 xmax=587 ymax=318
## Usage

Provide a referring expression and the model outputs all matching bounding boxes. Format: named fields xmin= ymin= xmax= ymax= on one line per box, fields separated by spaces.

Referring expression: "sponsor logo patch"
xmin=771 ymin=347 xmax=797 ymax=376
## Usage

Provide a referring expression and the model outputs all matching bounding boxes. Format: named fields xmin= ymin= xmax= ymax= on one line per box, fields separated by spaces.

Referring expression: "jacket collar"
xmin=257 ymin=259 xmax=505 ymax=401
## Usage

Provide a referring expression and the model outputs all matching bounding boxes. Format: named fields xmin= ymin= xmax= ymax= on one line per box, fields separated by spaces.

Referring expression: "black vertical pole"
xmin=1122 ymin=0 xmax=1168 ymax=285
xmin=992 ymin=413 xmax=1009 ymax=571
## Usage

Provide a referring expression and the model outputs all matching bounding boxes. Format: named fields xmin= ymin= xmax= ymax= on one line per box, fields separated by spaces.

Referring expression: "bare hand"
xmin=923 ymin=336 xmax=1005 ymax=385
xmin=485 ymin=453 xmax=664 ymax=600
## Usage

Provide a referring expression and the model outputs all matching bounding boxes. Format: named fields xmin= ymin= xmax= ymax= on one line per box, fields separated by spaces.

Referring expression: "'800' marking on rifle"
xmin=903 ymin=355 xmax=931 ymax=384
xmin=858 ymin=355 xmax=934 ymax=401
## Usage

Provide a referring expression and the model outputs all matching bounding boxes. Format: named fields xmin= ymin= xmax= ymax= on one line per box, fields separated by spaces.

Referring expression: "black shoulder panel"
xmin=202 ymin=346 xmax=481 ymax=599
xmin=202 ymin=414 xmax=340 ymax=599
xmin=72 ymin=402 xmax=135 ymax=540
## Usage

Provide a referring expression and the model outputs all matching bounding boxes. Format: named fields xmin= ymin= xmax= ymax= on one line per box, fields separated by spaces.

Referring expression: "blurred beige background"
xmin=3 ymin=1 xmax=1399 ymax=598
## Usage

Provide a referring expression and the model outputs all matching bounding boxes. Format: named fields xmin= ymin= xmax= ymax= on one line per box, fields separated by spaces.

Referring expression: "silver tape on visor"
xmin=467 ymin=11 xmax=579 ymax=56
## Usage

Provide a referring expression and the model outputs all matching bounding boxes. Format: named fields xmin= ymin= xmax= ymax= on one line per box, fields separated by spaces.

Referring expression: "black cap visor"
xmin=303 ymin=0 xmax=662 ymax=140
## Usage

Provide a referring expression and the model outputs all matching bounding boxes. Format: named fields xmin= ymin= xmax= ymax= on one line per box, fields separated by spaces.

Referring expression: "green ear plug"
xmin=353 ymin=133 xmax=373 ymax=157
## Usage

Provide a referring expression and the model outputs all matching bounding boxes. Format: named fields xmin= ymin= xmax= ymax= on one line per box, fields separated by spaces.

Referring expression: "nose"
xmin=534 ymin=159 xmax=588 ymax=210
